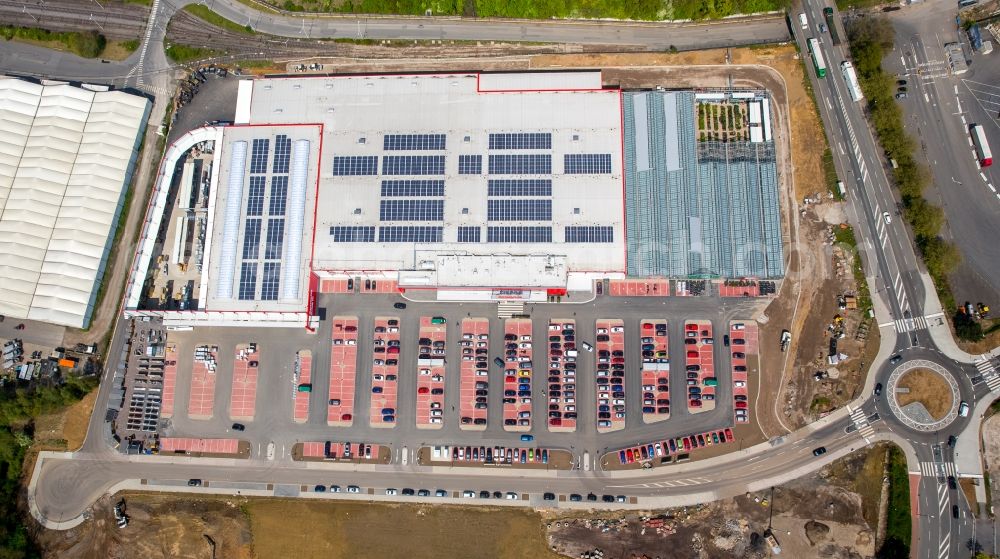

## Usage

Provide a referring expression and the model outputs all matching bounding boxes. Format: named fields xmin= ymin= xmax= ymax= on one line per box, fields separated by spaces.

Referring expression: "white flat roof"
xmin=240 ymin=72 xmax=625 ymax=282
xmin=0 ymin=77 xmax=149 ymax=328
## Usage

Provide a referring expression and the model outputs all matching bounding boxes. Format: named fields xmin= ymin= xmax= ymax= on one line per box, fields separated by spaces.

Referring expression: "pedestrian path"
xmin=848 ymin=406 xmax=874 ymax=441
xmin=919 ymin=461 xmax=956 ymax=478
xmin=976 ymin=359 xmax=1000 ymax=392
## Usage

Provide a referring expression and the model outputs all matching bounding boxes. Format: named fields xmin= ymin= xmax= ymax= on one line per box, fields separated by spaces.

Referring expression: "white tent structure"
xmin=0 ymin=77 xmax=150 ymax=328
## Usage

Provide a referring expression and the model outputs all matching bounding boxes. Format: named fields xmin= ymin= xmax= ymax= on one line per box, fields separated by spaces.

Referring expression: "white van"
xmin=959 ymin=401 xmax=970 ymax=417
xmin=798 ymin=13 xmax=808 ymax=29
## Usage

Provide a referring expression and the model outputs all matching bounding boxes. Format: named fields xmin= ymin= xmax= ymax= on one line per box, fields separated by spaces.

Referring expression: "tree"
xmin=67 ymin=29 xmax=105 ymax=58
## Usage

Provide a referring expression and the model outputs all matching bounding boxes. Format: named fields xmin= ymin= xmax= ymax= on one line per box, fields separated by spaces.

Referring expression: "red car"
xmin=685 ymin=323 xmax=698 ymax=331
xmin=626 ymin=448 xmax=635 ymax=463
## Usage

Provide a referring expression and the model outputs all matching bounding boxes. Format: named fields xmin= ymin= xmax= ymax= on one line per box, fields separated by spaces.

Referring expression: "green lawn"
xmin=880 ymin=445 xmax=911 ymax=558
xmin=183 ymin=4 xmax=256 ymax=35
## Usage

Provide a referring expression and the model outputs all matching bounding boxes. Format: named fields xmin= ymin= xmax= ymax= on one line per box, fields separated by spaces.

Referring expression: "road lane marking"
xmin=981 ymin=172 xmax=988 ymax=182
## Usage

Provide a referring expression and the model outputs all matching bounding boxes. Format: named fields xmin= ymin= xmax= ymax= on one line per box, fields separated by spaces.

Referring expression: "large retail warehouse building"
xmin=125 ymin=71 xmax=782 ymax=326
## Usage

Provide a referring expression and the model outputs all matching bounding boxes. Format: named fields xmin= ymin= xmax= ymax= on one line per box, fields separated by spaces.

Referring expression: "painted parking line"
xmin=292 ymin=350 xmax=311 ymax=423
xmin=369 ymin=316 xmax=400 ymax=428
xmin=229 ymin=343 xmax=259 ymax=421
xmin=548 ymin=319 xmax=577 ymax=433
xmin=731 ymin=320 xmax=757 ymax=424
xmin=640 ymin=318 xmax=670 ymax=423
xmin=415 ymin=317 xmax=447 ymax=429
xmin=188 ymin=344 xmax=218 ymax=420
xmin=684 ymin=320 xmax=715 ymax=414
xmin=595 ymin=319 xmax=624 ymax=432
xmin=161 ymin=343 xmax=178 ymax=418
xmin=502 ymin=318 xmax=533 ymax=432
xmin=328 ymin=316 xmax=358 ymax=427
xmin=458 ymin=318 xmax=490 ymax=430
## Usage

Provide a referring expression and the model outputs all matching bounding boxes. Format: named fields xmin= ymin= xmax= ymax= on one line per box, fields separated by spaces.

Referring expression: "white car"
xmin=734 ymin=381 xmax=747 ymax=388
xmin=883 ymin=211 xmax=891 ymax=224
xmin=386 ymin=488 xmax=398 ymax=495
xmin=463 ymin=490 xmax=476 ymax=498
xmin=506 ymin=492 xmax=519 ymax=500
xmin=581 ymin=341 xmax=594 ymax=352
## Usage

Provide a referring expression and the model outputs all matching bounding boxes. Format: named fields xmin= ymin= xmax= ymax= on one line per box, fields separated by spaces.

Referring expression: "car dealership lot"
xmin=152 ymin=292 xmax=756 ymax=467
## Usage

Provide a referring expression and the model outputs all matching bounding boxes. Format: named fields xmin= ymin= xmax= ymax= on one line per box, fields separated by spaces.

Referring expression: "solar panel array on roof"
xmin=564 ymin=153 xmax=613 ymax=174
xmin=487 ymin=226 xmax=552 ymax=243
xmin=383 ymin=133 xmax=446 ymax=151
xmin=379 ymin=226 xmax=443 ymax=242
xmin=379 ymin=199 xmax=445 ymax=221
xmin=489 ymin=132 xmax=552 ymax=150
xmin=488 ymin=154 xmax=551 ymax=174
xmin=457 ymin=226 xmax=481 ymax=243
xmin=272 ymin=135 xmax=292 ymax=173
xmin=380 ymin=180 xmax=445 ymax=197
xmin=382 ymin=155 xmax=446 ymax=175
xmin=219 ymin=132 xmax=312 ymax=302
xmin=487 ymin=179 xmax=552 ymax=197
xmin=458 ymin=154 xmax=482 ymax=175
xmin=242 ymin=218 xmax=261 ymax=260
xmin=622 ymin=91 xmax=783 ymax=279
xmin=565 ymin=226 xmax=614 ymax=243
xmin=268 ymin=176 xmax=288 ymax=215
xmin=247 ymin=176 xmax=266 ymax=216
xmin=250 ymin=139 xmax=269 ymax=173
xmin=265 ymin=219 xmax=284 ymax=259
xmin=261 ymin=262 xmax=281 ymax=300
xmin=487 ymin=199 xmax=552 ymax=221
xmin=330 ymin=225 xmax=376 ymax=242
xmin=332 ymin=156 xmax=378 ymax=176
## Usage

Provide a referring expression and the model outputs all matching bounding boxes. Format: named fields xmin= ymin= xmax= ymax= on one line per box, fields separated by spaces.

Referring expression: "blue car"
xmin=383 ymin=415 xmax=395 ymax=423
xmin=520 ymin=434 xmax=534 ymax=442
xmin=372 ymin=386 xmax=383 ymax=394
xmin=619 ymin=450 xmax=627 ymax=463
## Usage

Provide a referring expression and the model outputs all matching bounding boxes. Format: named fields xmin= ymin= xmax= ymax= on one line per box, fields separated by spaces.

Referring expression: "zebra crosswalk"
xmin=848 ymin=406 xmax=874 ymax=441
xmin=879 ymin=315 xmax=930 ymax=333
xmin=892 ymin=315 xmax=927 ymax=333
xmin=976 ymin=359 xmax=1000 ymax=392
xmin=919 ymin=461 xmax=957 ymax=478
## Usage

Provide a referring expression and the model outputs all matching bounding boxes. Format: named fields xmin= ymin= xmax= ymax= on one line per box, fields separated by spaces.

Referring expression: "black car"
xmin=187 ymin=478 xmax=202 ymax=487
xmin=601 ymin=494 xmax=615 ymax=503
xmin=402 ymin=488 xmax=415 ymax=496
xmin=873 ymin=383 xmax=883 ymax=397
xmin=480 ymin=490 xmax=491 ymax=499
xmin=586 ymin=493 xmax=598 ymax=502
xmin=947 ymin=435 xmax=957 ymax=447
xmin=812 ymin=447 xmax=827 ymax=457
xmin=231 ymin=422 xmax=245 ymax=431
xmin=952 ymin=504 xmax=959 ymax=518
xmin=569 ymin=493 xmax=582 ymax=502
xmin=393 ymin=302 xmax=407 ymax=309
xmin=543 ymin=492 xmax=556 ymax=501
xmin=947 ymin=476 xmax=957 ymax=490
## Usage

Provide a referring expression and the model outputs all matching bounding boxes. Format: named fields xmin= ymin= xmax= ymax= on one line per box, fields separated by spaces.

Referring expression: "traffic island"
xmin=886 ymin=360 xmax=960 ymax=431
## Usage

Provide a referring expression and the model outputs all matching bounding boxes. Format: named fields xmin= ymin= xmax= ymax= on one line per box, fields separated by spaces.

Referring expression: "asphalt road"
xmin=794 ymin=2 xmax=994 ymax=557
xmin=9 ymin=1 xmax=1000 ymax=555
xmin=152 ymin=293 xmax=758 ymax=464
xmin=192 ymin=0 xmax=790 ymax=50
xmin=884 ymin=2 xmax=1000 ymax=307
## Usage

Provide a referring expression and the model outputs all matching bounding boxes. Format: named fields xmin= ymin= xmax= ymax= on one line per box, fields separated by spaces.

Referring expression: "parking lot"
xmin=152 ymin=290 xmax=762 ymax=469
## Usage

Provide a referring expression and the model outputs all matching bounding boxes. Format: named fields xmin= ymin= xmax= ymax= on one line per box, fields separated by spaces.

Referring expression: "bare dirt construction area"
xmin=896 ymin=369 xmax=952 ymax=420
xmin=547 ymin=449 xmax=880 ymax=559
xmin=34 ymin=493 xmax=253 ymax=559
xmin=36 ymin=495 xmax=559 ymax=559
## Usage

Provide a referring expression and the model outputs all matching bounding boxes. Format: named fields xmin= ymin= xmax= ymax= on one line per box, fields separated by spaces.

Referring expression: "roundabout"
xmin=886 ymin=359 xmax=960 ymax=432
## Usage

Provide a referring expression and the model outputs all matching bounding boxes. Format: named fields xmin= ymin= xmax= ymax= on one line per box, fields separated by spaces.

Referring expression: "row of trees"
xmin=321 ymin=0 xmax=792 ymax=20
xmin=846 ymin=16 xmax=965 ymax=335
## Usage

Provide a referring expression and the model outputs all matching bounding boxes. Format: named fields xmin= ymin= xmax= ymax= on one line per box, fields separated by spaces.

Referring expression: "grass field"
xmin=183 ymin=4 xmax=256 ymax=35
xmin=897 ymin=369 xmax=952 ymax=420
xmin=245 ymin=500 xmax=562 ymax=559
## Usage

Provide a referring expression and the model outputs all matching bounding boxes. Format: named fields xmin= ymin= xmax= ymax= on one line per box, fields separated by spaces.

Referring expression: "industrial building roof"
xmin=227 ymin=72 xmax=625 ymax=289
xmin=0 ymin=77 xmax=149 ymax=328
